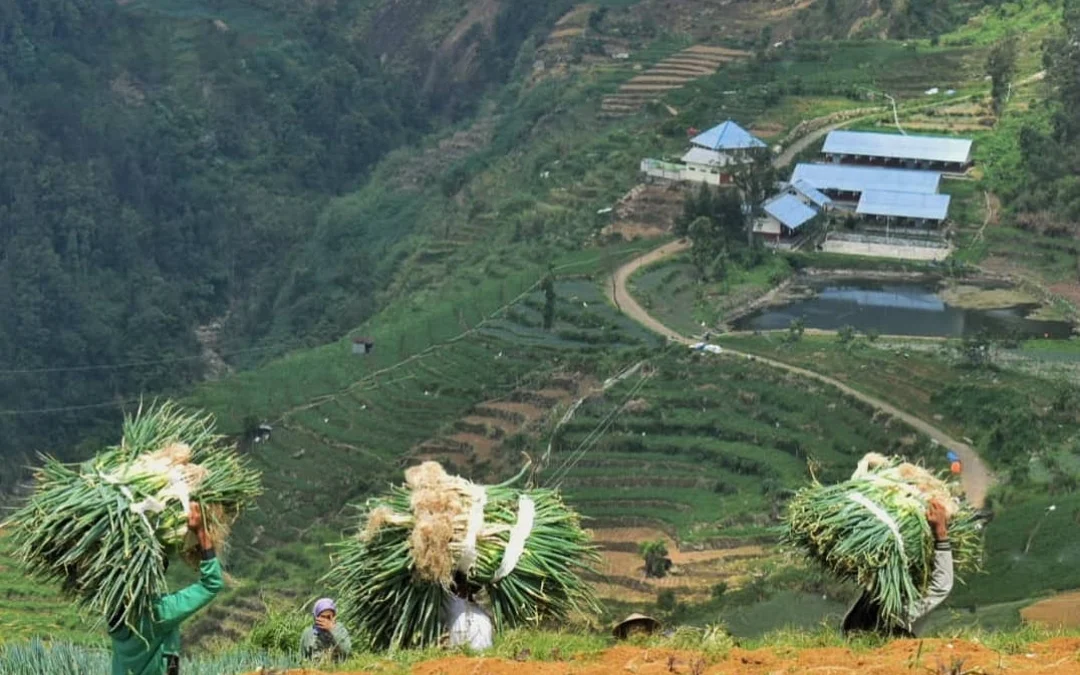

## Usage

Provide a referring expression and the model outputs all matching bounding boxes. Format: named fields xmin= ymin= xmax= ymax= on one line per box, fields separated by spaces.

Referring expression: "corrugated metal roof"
xmin=790 ymin=179 xmax=832 ymax=207
xmin=823 ymin=130 xmax=972 ymax=164
xmin=791 ymin=163 xmax=941 ymax=195
xmin=762 ymin=194 xmax=818 ymax=230
xmin=690 ymin=120 xmax=766 ymax=151
xmin=681 ymin=147 xmax=729 ymax=166
xmin=856 ymin=190 xmax=952 ymax=221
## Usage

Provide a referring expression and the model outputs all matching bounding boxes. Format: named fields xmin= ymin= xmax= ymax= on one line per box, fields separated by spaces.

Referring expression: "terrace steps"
xmin=600 ymin=44 xmax=749 ymax=118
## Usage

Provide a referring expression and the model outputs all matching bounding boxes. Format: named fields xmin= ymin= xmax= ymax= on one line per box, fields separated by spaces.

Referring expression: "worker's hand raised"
xmin=188 ymin=503 xmax=204 ymax=533
xmin=927 ymin=499 xmax=949 ymax=542
xmin=315 ymin=615 xmax=336 ymax=632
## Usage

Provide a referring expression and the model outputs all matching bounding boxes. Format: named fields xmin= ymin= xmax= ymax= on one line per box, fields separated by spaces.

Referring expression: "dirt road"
xmin=606 ymin=243 xmax=992 ymax=507
xmin=772 ymin=119 xmax=851 ymax=169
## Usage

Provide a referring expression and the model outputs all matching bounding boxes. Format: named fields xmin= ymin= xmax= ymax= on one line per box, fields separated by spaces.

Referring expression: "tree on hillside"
xmin=685 ymin=189 xmax=745 ymax=280
xmin=1044 ymin=0 xmax=1080 ymax=141
xmin=542 ymin=273 xmax=557 ymax=330
xmin=986 ymin=34 xmax=1018 ymax=116
xmin=733 ymin=154 xmax=778 ymax=246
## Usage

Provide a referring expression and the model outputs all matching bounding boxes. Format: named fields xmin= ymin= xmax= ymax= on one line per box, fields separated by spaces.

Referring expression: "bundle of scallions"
xmin=4 ymin=402 xmax=261 ymax=634
xmin=327 ymin=461 xmax=600 ymax=650
xmin=784 ymin=453 xmax=982 ymax=627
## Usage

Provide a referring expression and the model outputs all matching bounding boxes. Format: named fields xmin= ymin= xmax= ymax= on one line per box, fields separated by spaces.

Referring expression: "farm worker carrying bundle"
xmin=444 ymin=571 xmax=494 ymax=651
xmin=300 ymin=598 xmax=353 ymax=663
xmin=947 ymin=450 xmax=962 ymax=476
xmin=109 ymin=504 xmax=224 ymax=675
xmin=841 ymin=499 xmax=954 ymax=637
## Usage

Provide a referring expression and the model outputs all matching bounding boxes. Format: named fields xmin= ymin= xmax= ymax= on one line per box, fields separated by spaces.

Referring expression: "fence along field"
xmin=545 ymin=351 xmax=937 ymax=602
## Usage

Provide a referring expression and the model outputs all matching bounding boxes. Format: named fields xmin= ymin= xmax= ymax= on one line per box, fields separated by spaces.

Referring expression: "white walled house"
xmin=641 ymin=120 xmax=766 ymax=186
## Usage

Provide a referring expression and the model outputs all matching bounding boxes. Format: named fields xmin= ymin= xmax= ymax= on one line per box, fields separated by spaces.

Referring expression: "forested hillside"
xmin=0 ymin=0 xmax=571 ymax=472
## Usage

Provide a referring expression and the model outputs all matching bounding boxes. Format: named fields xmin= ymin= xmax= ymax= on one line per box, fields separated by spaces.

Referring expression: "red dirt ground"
xmin=249 ymin=638 xmax=1080 ymax=674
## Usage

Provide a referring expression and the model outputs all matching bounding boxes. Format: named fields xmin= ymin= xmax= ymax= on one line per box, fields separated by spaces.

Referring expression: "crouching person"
xmin=301 ymin=598 xmax=352 ymax=663
xmin=842 ymin=499 xmax=954 ymax=638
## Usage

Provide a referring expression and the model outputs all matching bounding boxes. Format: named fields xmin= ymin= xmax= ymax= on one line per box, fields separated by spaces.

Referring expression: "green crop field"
xmin=545 ymin=350 xmax=936 ymax=543
xmin=0 ymin=539 xmax=99 ymax=647
xmin=629 ymin=253 xmax=793 ymax=335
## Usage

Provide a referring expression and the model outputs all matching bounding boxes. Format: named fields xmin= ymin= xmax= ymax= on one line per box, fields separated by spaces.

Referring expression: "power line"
xmin=0 ymin=399 xmax=142 ymax=416
xmin=546 ymin=372 xmax=651 ymax=489
xmin=0 ymin=340 xmax=304 ymax=376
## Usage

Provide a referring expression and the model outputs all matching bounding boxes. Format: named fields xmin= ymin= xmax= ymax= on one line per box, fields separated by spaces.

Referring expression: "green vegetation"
xmin=0 ymin=538 xmax=95 ymax=646
xmin=949 ymin=492 xmax=1080 ymax=607
xmin=630 ymin=253 xmax=792 ymax=335
xmin=548 ymin=351 xmax=937 ymax=543
xmin=717 ymin=334 xmax=1079 ymax=483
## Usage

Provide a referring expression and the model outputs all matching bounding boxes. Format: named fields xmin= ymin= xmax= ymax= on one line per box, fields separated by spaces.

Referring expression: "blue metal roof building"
xmin=789 ymin=179 xmax=832 ymax=208
xmin=823 ymin=130 xmax=972 ymax=166
xmin=690 ymin=121 xmax=766 ymax=151
xmin=790 ymin=163 xmax=941 ymax=196
xmin=762 ymin=194 xmax=818 ymax=230
xmin=856 ymin=190 xmax=952 ymax=221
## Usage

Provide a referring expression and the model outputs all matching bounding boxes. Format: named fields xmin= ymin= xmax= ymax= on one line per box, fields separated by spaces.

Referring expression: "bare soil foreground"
xmin=246 ymin=639 xmax=1080 ymax=674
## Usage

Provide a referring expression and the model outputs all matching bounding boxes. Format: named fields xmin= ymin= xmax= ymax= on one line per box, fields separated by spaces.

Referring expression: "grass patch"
xmin=630 ymin=253 xmax=792 ymax=335
xmin=949 ymin=492 xmax=1080 ymax=607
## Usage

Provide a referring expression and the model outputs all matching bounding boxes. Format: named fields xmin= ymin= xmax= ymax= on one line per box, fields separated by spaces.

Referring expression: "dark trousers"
xmin=166 ymin=655 xmax=180 ymax=675
xmin=842 ymin=591 xmax=915 ymax=638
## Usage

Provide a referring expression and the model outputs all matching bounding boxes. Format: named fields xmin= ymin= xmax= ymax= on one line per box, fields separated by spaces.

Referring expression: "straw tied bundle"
xmin=328 ymin=461 xmax=600 ymax=650
xmin=785 ymin=453 xmax=982 ymax=626
xmin=5 ymin=403 xmax=261 ymax=634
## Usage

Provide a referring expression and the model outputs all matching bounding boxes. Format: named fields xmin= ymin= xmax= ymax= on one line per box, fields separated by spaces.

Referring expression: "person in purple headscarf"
xmin=299 ymin=598 xmax=352 ymax=663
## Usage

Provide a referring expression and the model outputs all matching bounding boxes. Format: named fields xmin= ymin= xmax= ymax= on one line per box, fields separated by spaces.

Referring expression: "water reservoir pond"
xmin=732 ymin=277 xmax=1074 ymax=339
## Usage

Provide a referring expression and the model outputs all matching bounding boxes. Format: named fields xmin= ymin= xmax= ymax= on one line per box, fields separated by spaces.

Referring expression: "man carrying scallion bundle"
xmin=109 ymin=503 xmax=224 ymax=675
xmin=842 ymin=499 xmax=953 ymax=637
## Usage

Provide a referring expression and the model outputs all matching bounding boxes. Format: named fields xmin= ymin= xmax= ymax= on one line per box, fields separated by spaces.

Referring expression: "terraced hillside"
xmin=0 ymin=536 xmax=93 ymax=646
xmin=413 ymin=277 xmax=662 ymax=479
xmin=601 ymin=45 xmax=750 ymax=117
xmin=544 ymin=351 xmax=936 ymax=601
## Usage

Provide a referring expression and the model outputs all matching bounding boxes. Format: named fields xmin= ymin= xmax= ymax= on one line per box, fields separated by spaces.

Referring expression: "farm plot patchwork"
xmin=542 ymin=352 xmax=934 ymax=599
xmin=601 ymin=45 xmax=750 ymax=117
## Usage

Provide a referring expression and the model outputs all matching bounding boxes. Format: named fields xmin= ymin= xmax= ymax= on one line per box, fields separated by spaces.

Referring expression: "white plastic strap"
xmin=848 ymin=492 xmax=907 ymax=563
xmin=494 ymin=495 xmax=535 ymax=581
xmin=456 ymin=485 xmax=488 ymax=573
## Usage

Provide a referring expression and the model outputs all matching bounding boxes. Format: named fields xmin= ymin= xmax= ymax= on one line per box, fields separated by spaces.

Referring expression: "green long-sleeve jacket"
xmin=300 ymin=623 xmax=352 ymax=663
xmin=109 ymin=552 xmax=224 ymax=675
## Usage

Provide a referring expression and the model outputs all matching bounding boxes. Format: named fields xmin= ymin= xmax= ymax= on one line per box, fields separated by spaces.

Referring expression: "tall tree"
xmin=733 ymin=153 xmax=777 ymax=246
xmin=1044 ymin=0 xmax=1080 ymax=141
xmin=986 ymin=34 xmax=1018 ymax=116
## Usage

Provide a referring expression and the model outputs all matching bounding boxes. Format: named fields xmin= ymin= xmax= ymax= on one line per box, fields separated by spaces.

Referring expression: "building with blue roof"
xmin=754 ymin=194 xmax=819 ymax=245
xmin=856 ymin=190 xmax=951 ymax=223
xmin=690 ymin=121 xmax=767 ymax=151
xmin=790 ymin=163 xmax=941 ymax=200
xmin=788 ymin=179 xmax=833 ymax=209
xmin=823 ymin=130 xmax=973 ymax=172
xmin=639 ymin=120 xmax=766 ymax=187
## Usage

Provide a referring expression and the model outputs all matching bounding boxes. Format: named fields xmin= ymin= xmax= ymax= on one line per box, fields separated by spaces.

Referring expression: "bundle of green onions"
xmin=327 ymin=461 xmax=600 ymax=650
xmin=4 ymin=402 xmax=261 ymax=634
xmin=784 ymin=453 xmax=982 ymax=627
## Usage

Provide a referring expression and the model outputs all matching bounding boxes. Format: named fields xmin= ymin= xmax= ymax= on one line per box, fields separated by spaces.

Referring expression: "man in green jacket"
xmin=109 ymin=503 xmax=224 ymax=675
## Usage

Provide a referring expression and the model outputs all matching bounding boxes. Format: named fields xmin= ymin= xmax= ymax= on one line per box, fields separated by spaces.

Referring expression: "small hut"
xmin=352 ymin=336 xmax=374 ymax=355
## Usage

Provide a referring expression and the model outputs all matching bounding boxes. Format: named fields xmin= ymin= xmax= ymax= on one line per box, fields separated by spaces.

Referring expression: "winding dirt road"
xmin=605 ymin=241 xmax=992 ymax=507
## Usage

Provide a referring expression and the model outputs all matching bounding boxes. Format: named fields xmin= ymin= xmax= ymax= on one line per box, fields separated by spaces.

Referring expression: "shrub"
xmin=247 ymin=604 xmax=310 ymax=654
